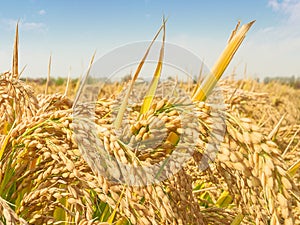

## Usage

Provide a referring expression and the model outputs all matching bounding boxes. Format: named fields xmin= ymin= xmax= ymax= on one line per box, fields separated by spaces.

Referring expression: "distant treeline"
xmin=20 ymin=77 xmax=79 ymax=86
xmin=263 ymin=76 xmax=300 ymax=89
xmin=20 ymin=76 xmax=112 ymax=85
xmin=21 ymin=75 xmax=300 ymax=89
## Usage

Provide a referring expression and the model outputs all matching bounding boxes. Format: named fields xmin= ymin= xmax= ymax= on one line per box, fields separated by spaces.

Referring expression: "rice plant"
xmin=0 ymin=20 xmax=299 ymax=225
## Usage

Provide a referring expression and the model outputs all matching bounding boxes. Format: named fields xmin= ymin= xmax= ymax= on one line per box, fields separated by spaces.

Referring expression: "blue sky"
xmin=0 ymin=0 xmax=299 ymax=79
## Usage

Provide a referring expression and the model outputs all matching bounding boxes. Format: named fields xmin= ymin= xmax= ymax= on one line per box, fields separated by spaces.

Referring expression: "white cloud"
xmin=268 ymin=0 xmax=281 ymax=11
xmin=268 ymin=0 xmax=300 ymax=24
xmin=264 ymin=1 xmax=300 ymax=41
xmin=38 ymin=9 xmax=46 ymax=16
xmin=237 ymin=0 xmax=300 ymax=77
xmin=22 ymin=22 xmax=46 ymax=31
xmin=0 ymin=19 xmax=46 ymax=32
xmin=288 ymin=1 xmax=300 ymax=24
xmin=0 ymin=18 xmax=18 ymax=30
xmin=168 ymin=10 xmax=300 ymax=79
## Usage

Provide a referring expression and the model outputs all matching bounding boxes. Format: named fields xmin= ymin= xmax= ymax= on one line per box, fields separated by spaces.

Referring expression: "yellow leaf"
xmin=114 ymin=19 xmax=167 ymax=129
xmin=12 ymin=22 xmax=19 ymax=78
xmin=107 ymin=185 xmax=126 ymax=223
xmin=166 ymin=131 xmax=179 ymax=146
xmin=215 ymin=191 xmax=233 ymax=207
xmin=288 ymin=159 xmax=300 ymax=177
xmin=140 ymin=17 xmax=166 ymax=115
xmin=192 ymin=20 xmax=255 ymax=102
xmin=0 ymin=121 xmax=15 ymax=160
xmin=230 ymin=213 xmax=244 ymax=225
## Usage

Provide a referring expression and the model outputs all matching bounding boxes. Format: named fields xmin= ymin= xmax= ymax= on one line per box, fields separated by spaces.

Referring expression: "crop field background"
xmin=0 ymin=0 xmax=300 ymax=225
xmin=0 ymin=16 xmax=299 ymax=225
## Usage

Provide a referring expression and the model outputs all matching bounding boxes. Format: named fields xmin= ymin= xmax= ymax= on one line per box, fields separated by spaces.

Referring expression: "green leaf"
xmin=230 ymin=213 xmax=244 ymax=225
xmin=215 ymin=191 xmax=233 ymax=208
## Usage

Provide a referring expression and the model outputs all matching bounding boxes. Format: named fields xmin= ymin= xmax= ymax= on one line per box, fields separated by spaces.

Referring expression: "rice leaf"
xmin=192 ymin=20 xmax=255 ymax=101
xmin=282 ymin=126 xmax=300 ymax=157
xmin=12 ymin=22 xmax=19 ymax=78
xmin=191 ymin=60 xmax=205 ymax=96
xmin=288 ymin=159 xmax=300 ymax=177
xmin=107 ymin=185 xmax=126 ymax=223
xmin=19 ymin=64 xmax=27 ymax=78
xmin=268 ymin=113 xmax=286 ymax=140
xmin=64 ymin=66 xmax=71 ymax=97
xmin=0 ymin=121 xmax=15 ymax=161
xmin=215 ymin=191 xmax=233 ymax=207
xmin=139 ymin=17 xmax=166 ymax=116
xmin=45 ymin=54 xmax=52 ymax=95
xmin=114 ymin=19 xmax=167 ymax=128
xmin=99 ymin=204 xmax=112 ymax=221
xmin=72 ymin=52 xmax=96 ymax=109
xmin=230 ymin=213 xmax=244 ymax=225
xmin=228 ymin=20 xmax=241 ymax=43
xmin=53 ymin=185 xmax=67 ymax=225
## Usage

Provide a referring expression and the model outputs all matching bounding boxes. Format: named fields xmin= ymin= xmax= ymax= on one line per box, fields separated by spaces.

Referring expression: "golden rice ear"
xmin=12 ymin=22 xmax=19 ymax=78
xmin=192 ymin=20 xmax=255 ymax=102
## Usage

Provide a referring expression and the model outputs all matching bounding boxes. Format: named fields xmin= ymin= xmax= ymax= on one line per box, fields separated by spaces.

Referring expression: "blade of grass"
xmin=107 ymin=185 xmax=126 ymax=224
xmin=114 ymin=19 xmax=167 ymax=129
xmin=64 ymin=66 xmax=71 ymax=97
xmin=99 ymin=204 xmax=112 ymax=221
xmin=267 ymin=113 xmax=286 ymax=140
xmin=45 ymin=54 xmax=52 ymax=95
xmin=192 ymin=20 xmax=255 ymax=102
xmin=74 ymin=73 xmax=83 ymax=97
xmin=12 ymin=22 xmax=19 ymax=78
xmin=288 ymin=158 xmax=300 ymax=177
xmin=19 ymin=64 xmax=27 ymax=78
xmin=0 ymin=155 xmax=15 ymax=199
xmin=0 ymin=121 xmax=16 ymax=161
xmin=191 ymin=60 xmax=205 ymax=96
xmin=230 ymin=213 xmax=244 ymax=225
xmin=72 ymin=52 xmax=96 ymax=109
xmin=228 ymin=20 xmax=241 ymax=43
xmin=115 ymin=217 xmax=130 ymax=225
xmin=139 ymin=17 xmax=166 ymax=116
xmin=53 ymin=184 xmax=67 ymax=225
xmin=243 ymin=63 xmax=247 ymax=79
xmin=215 ymin=190 xmax=233 ymax=207
xmin=282 ymin=126 xmax=300 ymax=157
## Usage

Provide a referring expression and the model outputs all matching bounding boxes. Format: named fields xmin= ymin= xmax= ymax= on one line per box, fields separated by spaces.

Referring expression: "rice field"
xmin=0 ymin=21 xmax=299 ymax=225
